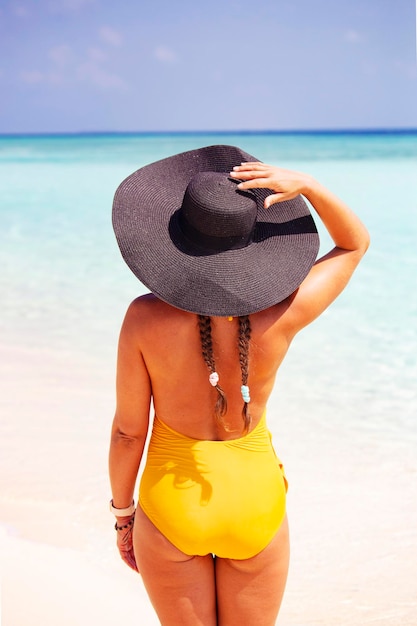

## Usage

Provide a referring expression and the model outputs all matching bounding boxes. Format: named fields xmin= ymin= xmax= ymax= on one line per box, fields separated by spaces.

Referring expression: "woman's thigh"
xmin=133 ymin=506 xmax=217 ymax=626
xmin=215 ymin=515 xmax=290 ymax=626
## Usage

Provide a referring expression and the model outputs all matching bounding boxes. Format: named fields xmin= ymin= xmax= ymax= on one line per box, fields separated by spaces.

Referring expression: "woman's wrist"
xmin=300 ymin=174 xmax=319 ymax=199
xmin=109 ymin=498 xmax=135 ymax=517
xmin=114 ymin=511 xmax=135 ymax=531
xmin=115 ymin=511 xmax=136 ymax=522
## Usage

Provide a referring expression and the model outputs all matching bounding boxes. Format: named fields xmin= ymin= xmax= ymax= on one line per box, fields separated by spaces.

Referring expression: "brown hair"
xmin=197 ymin=315 xmax=252 ymax=431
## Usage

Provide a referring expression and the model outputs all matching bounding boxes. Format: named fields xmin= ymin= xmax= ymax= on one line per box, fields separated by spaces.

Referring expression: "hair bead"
xmin=209 ymin=372 xmax=219 ymax=386
xmin=241 ymin=385 xmax=251 ymax=403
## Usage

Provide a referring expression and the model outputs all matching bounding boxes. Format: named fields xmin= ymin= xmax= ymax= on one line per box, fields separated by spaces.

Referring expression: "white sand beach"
xmin=1 ymin=337 xmax=416 ymax=626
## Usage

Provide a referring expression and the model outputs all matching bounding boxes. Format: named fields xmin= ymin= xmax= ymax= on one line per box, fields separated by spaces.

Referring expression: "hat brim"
xmin=112 ymin=144 xmax=320 ymax=316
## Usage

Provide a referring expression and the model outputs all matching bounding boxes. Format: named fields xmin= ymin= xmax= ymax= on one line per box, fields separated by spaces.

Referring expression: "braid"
xmin=197 ymin=315 xmax=227 ymax=423
xmin=238 ymin=315 xmax=252 ymax=431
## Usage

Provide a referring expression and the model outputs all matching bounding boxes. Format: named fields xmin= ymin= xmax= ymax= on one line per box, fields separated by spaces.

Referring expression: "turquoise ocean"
xmin=1 ymin=131 xmax=416 ymax=442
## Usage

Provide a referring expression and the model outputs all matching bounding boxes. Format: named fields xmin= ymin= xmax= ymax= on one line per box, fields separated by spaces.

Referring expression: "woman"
xmin=108 ymin=145 xmax=369 ymax=626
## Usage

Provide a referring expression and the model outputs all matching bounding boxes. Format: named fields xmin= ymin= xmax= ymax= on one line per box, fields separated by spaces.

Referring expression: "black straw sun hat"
xmin=112 ymin=144 xmax=319 ymax=317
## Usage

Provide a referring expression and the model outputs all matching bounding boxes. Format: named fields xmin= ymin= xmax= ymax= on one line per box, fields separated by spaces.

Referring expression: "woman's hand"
xmin=115 ymin=514 xmax=139 ymax=573
xmin=230 ymin=162 xmax=313 ymax=208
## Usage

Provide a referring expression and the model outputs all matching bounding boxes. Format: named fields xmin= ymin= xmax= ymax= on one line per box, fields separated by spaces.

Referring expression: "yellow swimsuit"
xmin=139 ymin=412 xmax=287 ymax=560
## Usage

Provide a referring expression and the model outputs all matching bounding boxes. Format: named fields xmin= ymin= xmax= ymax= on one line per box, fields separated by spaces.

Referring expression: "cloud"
xmin=154 ymin=46 xmax=178 ymax=63
xmin=77 ymin=61 xmax=127 ymax=89
xmin=48 ymin=0 xmax=95 ymax=13
xmin=393 ymin=61 xmax=417 ymax=80
xmin=49 ymin=44 xmax=73 ymax=66
xmin=20 ymin=59 xmax=127 ymax=90
xmin=20 ymin=69 xmax=64 ymax=85
xmin=99 ymin=26 xmax=123 ymax=47
xmin=12 ymin=4 xmax=30 ymax=18
xmin=77 ymin=48 xmax=127 ymax=89
xmin=344 ymin=29 xmax=362 ymax=44
xmin=20 ymin=70 xmax=45 ymax=84
xmin=87 ymin=47 xmax=107 ymax=62
xmin=18 ymin=26 xmax=126 ymax=91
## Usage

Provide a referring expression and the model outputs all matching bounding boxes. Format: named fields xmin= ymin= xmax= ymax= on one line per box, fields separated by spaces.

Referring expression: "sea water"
xmin=1 ymin=131 xmax=416 ymax=447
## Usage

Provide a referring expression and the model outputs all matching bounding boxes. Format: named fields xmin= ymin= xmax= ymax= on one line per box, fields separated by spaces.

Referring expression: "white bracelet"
xmin=109 ymin=499 xmax=135 ymax=516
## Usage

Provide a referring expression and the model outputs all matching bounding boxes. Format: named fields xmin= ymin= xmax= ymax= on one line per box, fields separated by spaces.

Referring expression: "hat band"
xmin=179 ymin=214 xmax=253 ymax=253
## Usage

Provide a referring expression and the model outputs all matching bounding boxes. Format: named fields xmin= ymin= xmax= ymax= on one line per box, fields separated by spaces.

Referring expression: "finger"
xmin=119 ymin=548 xmax=139 ymax=572
xmin=230 ymin=167 xmax=269 ymax=179
xmin=124 ymin=555 xmax=139 ymax=572
xmin=117 ymin=530 xmax=139 ymax=572
xmin=125 ymin=553 xmax=139 ymax=572
xmin=230 ymin=171 xmax=264 ymax=181
xmin=264 ymin=193 xmax=292 ymax=208
xmin=233 ymin=162 xmax=267 ymax=171
xmin=236 ymin=177 xmax=271 ymax=189
xmin=229 ymin=172 xmax=250 ymax=181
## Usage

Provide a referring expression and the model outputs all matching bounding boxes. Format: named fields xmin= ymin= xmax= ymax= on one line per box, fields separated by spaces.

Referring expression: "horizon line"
xmin=1 ymin=127 xmax=417 ymax=138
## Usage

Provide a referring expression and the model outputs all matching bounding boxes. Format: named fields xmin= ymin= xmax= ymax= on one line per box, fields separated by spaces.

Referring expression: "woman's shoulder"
xmin=122 ymin=295 xmax=200 ymax=359
xmin=128 ymin=293 xmax=174 ymax=313
xmin=125 ymin=294 xmax=190 ymax=328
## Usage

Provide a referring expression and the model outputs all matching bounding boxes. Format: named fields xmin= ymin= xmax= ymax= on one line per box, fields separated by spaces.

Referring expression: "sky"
xmin=0 ymin=0 xmax=416 ymax=133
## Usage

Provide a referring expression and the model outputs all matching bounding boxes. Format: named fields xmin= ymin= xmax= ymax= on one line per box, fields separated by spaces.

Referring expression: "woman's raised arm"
xmin=230 ymin=163 xmax=370 ymax=331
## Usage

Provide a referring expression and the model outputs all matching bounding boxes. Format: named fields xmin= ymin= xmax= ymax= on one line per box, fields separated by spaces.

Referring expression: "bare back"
xmin=126 ymin=293 xmax=295 ymax=440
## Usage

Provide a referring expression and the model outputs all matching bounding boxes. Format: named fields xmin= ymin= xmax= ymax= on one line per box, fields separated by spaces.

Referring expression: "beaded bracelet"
xmin=114 ymin=515 xmax=135 ymax=532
